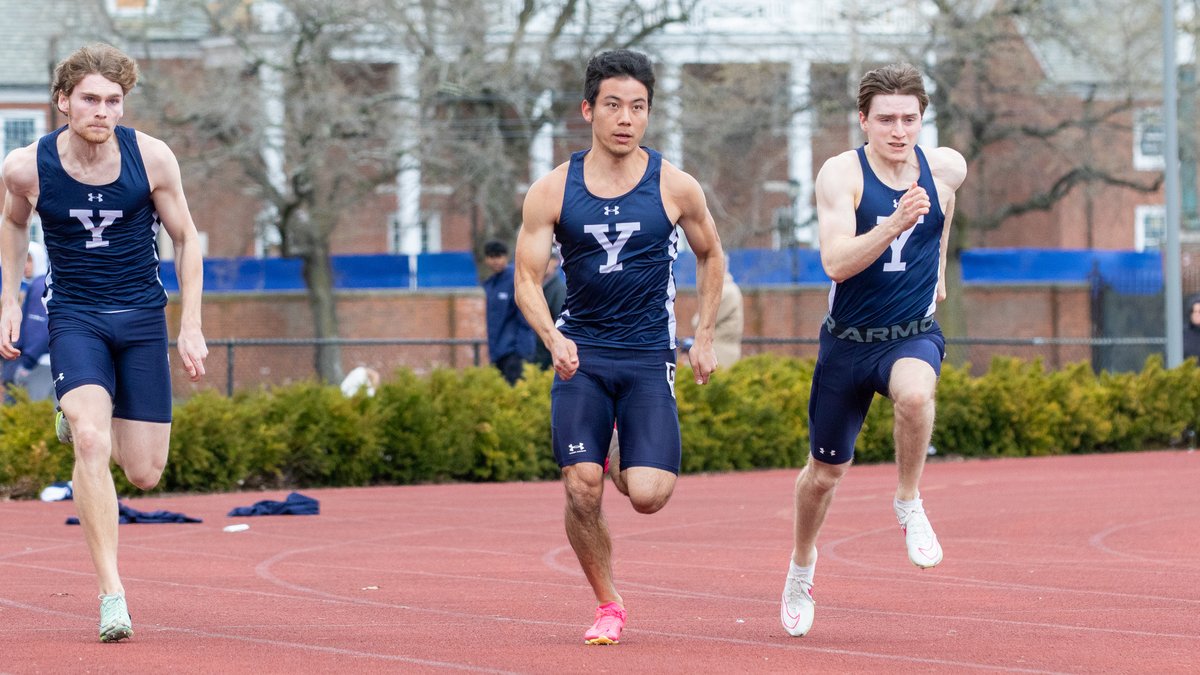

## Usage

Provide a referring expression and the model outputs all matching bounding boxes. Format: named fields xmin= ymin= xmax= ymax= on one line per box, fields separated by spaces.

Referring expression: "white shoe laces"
xmin=783 ymin=573 xmax=814 ymax=603
xmin=900 ymin=506 xmax=935 ymax=543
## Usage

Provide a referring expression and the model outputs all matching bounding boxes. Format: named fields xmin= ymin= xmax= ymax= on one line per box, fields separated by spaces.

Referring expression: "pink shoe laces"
xmin=585 ymin=602 xmax=626 ymax=642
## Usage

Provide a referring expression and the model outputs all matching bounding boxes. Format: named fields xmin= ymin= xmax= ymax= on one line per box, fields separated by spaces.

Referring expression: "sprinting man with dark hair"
xmin=514 ymin=48 xmax=725 ymax=645
xmin=780 ymin=62 xmax=967 ymax=637
xmin=0 ymin=42 xmax=208 ymax=643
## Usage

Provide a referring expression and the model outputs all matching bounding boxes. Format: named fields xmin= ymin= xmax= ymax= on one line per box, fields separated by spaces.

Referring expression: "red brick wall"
xmin=167 ymin=283 xmax=1093 ymax=396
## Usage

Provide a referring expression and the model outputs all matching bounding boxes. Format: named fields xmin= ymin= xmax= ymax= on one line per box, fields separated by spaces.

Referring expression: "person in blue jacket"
xmin=482 ymin=239 xmax=535 ymax=384
xmin=1 ymin=243 xmax=53 ymax=402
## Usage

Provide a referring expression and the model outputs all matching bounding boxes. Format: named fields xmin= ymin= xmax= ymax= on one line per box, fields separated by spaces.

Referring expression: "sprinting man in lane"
xmin=514 ymin=49 xmax=725 ymax=645
xmin=1 ymin=42 xmax=208 ymax=643
xmin=780 ymin=62 xmax=967 ymax=637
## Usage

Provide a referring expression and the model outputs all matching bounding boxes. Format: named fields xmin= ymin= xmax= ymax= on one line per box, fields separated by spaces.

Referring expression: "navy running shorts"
xmin=807 ymin=324 xmax=945 ymax=465
xmin=551 ymin=345 xmax=681 ymax=474
xmin=48 ymin=308 xmax=173 ymax=423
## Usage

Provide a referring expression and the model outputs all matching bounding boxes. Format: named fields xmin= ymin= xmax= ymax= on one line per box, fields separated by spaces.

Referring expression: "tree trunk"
xmin=301 ymin=243 xmax=342 ymax=383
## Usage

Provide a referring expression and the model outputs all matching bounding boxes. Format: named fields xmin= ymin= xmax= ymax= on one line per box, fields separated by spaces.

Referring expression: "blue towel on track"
xmin=66 ymin=503 xmax=203 ymax=525
xmin=227 ymin=492 xmax=319 ymax=517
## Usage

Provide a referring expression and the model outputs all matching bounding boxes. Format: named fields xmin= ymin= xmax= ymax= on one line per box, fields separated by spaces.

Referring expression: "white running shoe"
xmin=780 ymin=553 xmax=816 ymax=637
xmin=895 ymin=498 xmax=943 ymax=568
xmin=98 ymin=593 xmax=132 ymax=643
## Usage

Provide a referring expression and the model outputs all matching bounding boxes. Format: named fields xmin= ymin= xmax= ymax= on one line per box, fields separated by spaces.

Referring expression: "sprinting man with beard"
xmin=1 ymin=42 xmax=208 ymax=643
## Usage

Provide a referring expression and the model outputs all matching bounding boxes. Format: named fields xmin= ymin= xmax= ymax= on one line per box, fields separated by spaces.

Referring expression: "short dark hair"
xmin=584 ymin=49 xmax=655 ymax=108
xmin=483 ymin=240 xmax=508 ymax=257
xmin=857 ymin=63 xmax=928 ymax=118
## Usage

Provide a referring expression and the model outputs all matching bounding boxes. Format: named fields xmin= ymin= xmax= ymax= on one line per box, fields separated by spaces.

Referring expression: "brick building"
xmin=0 ymin=0 xmax=1187 ymax=388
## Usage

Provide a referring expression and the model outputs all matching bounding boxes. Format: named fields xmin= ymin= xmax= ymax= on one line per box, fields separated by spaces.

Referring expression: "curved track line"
xmin=820 ymin=524 xmax=1200 ymax=605
xmin=1089 ymin=515 xmax=1200 ymax=569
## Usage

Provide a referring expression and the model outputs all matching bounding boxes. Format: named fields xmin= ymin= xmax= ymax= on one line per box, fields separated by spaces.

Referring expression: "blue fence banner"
xmin=153 ymin=248 xmax=1163 ymax=293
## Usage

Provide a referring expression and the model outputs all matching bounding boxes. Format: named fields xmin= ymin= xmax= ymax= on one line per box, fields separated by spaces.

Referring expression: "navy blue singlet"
xmin=36 ymin=125 xmax=166 ymax=312
xmin=827 ymin=145 xmax=944 ymax=329
xmin=556 ymin=147 xmax=679 ymax=350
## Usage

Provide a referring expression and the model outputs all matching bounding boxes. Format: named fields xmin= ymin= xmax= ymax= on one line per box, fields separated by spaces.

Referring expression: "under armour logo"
xmin=892 ymin=199 xmax=899 ymax=209
xmin=603 ymin=205 xmax=620 ymax=216
xmin=88 ymin=193 xmax=103 ymax=202
xmin=818 ymin=447 xmax=836 ymax=456
xmin=568 ymin=442 xmax=586 ymax=454
xmin=54 ymin=373 xmax=64 ymax=384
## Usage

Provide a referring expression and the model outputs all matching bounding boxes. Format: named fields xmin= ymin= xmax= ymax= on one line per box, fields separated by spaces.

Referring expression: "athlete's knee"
xmin=624 ymin=469 xmax=676 ymax=514
xmin=891 ymin=380 xmax=936 ymax=419
xmin=799 ymin=459 xmax=848 ymax=494
xmin=629 ymin=488 xmax=672 ymax=514
xmin=71 ymin=425 xmax=113 ymax=468
xmin=123 ymin=460 xmax=165 ymax=491
xmin=563 ymin=464 xmax=604 ymax=513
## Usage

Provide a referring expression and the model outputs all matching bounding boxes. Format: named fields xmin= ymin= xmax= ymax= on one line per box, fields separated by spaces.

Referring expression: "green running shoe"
xmin=55 ymin=408 xmax=73 ymax=445
xmin=99 ymin=593 xmax=133 ymax=643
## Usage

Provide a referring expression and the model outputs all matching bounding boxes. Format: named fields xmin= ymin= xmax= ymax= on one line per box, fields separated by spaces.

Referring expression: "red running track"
xmin=1 ymin=450 xmax=1197 ymax=673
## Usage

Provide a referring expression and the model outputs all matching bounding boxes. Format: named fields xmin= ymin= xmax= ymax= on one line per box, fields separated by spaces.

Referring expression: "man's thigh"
xmin=112 ymin=418 xmax=171 ymax=471
xmin=613 ymin=349 xmax=681 ymax=474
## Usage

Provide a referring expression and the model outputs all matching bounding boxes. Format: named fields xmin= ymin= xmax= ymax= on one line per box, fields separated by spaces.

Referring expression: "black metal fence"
xmin=176 ymin=335 xmax=1168 ymax=399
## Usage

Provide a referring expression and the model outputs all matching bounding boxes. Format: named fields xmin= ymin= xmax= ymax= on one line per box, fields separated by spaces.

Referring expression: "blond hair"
xmin=51 ymin=43 xmax=139 ymax=102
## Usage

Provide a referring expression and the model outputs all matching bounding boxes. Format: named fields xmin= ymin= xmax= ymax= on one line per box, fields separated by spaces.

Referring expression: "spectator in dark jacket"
xmin=2 ymin=243 xmax=53 ymax=403
xmin=482 ymin=240 xmax=536 ymax=384
xmin=1185 ymin=294 xmax=1200 ymax=362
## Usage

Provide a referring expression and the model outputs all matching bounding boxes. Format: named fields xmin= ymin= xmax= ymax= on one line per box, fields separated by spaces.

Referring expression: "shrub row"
xmin=1 ymin=354 xmax=1196 ymax=499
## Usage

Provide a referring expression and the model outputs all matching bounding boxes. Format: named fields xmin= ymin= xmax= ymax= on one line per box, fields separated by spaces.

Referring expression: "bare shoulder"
xmin=814 ymin=150 xmax=861 ymax=194
xmin=660 ymin=158 xmax=702 ymax=196
xmin=133 ymin=130 xmax=184 ymax=191
xmin=659 ymin=159 xmax=712 ymax=226
xmin=523 ymin=160 xmax=569 ymax=221
xmin=133 ymin=129 xmax=171 ymax=156
xmin=926 ymin=146 xmax=967 ymax=190
xmin=1 ymin=142 xmax=39 ymax=195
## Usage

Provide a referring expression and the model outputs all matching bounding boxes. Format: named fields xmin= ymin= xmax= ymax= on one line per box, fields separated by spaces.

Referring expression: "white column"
xmin=661 ymin=60 xmax=684 ymax=169
xmin=256 ymin=53 xmax=285 ymax=258
xmin=919 ymin=52 xmax=939 ymax=148
xmin=529 ymin=89 xmax=554 ymax=181
xmin=788 ymin=58 xmax=815 ymax=247
xmin=394 ymin=53 xmax=425 ymax=254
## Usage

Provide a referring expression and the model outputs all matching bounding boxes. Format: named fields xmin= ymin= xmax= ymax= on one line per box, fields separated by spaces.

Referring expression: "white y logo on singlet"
xmin=877 ymin=215 xmax=921 ymax=272
xmin=584 ymin=222 xmax=640 ymax=273
xmin=69 ymin=209 xmax=122 ymax=249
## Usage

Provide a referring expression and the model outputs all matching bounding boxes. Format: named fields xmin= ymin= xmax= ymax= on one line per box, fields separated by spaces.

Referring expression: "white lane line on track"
xmin=248 ymin=543 xmax=1071 ymax=674
xmin=0 ymin=597 xmax=516 ymax=673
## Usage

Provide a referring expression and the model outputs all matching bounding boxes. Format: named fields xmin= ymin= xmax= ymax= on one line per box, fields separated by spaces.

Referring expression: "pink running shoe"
xmin=583 ymin=602 xmax=626 ymax=645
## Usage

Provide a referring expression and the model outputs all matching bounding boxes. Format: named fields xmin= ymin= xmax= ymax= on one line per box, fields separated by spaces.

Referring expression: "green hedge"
xmin=2 ymin=354 xmax=1197 ymax=499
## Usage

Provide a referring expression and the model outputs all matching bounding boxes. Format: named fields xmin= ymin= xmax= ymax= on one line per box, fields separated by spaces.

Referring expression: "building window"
xmin=1 ymin=112 xmax=44 ymax=156
xmin=1135 ymin=205 xmax=1165 ymax=251
xmin=107 ymin=0 xmax=157 ymax=15
xmin=389 ymin=211 xmax=441 ymax=254
xmin=1133 ymin=108 xmax=1164 ymax=172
